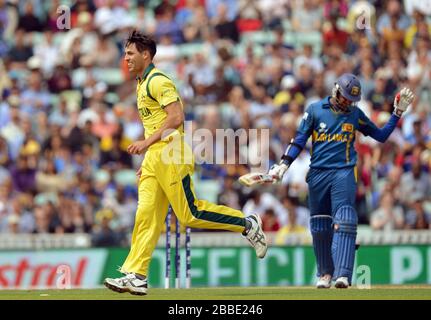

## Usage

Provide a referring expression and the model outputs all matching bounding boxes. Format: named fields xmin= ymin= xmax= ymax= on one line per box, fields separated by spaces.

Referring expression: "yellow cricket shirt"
xmin=136 ymin=63 xmax=183 ymax=141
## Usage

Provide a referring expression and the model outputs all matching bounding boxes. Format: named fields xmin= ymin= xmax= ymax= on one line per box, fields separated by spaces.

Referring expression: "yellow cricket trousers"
xmin=121 ymin=138 xmax=246 ymax=276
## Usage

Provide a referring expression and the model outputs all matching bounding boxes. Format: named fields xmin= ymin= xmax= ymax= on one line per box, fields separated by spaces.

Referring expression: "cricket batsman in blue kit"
xmin=269 ymin=74 xmax=414 ymax=288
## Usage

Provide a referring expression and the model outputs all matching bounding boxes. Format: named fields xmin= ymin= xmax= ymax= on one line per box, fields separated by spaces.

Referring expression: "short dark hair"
xmin=125 ymin=30 xmax=157 ymax=58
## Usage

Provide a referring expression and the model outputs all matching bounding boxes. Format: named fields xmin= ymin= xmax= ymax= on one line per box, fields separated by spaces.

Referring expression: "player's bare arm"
xmin=127 ymin=101 xmax=184 ymax=155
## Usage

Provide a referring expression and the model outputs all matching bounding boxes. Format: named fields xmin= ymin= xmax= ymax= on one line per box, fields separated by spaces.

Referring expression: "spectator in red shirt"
xmin=323 ymin=10 xmax=350 ymax=55
xmin=261 ymin=208 xmax=280 ymax=232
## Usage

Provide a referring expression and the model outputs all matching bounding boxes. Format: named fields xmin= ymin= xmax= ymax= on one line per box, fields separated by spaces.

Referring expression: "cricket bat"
xmin=238 ymin=172 xmax=278 ymax=187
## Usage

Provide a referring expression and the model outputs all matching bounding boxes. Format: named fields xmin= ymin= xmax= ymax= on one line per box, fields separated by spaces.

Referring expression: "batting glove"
xmin=393 ymin=87 xmax=414 ymax=117
xmin=268 ymin=162 xmax=289 ymax=181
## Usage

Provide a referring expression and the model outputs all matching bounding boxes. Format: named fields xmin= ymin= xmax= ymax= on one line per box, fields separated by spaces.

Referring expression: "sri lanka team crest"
xmin=351 ymin=86 xmax=360 ymax=96
xmin=342 ymin=123 xmax=354 ymax=132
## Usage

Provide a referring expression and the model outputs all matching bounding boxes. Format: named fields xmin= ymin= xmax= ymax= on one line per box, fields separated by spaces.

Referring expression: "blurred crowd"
xmin=0 ymin=0 xmax=431 ymax=246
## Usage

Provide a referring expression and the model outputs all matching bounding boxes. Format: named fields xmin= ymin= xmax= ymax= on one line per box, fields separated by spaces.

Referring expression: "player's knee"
xmin=135 ymin=203 xmax=156 ymax=220
xmin=333 ymin=205 xmax=357 ymax=234
xmin=310 ymin=215 xmax=333 ymax=239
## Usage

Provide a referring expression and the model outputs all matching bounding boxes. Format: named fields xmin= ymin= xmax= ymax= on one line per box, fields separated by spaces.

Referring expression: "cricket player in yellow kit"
xmin=104 ymin=31 xmax=267 ymax=295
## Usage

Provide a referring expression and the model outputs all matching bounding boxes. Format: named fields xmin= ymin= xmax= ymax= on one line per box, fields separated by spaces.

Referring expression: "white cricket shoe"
xmin=104 ymin=273 xmax=148 ymax=295
xmin=334 ymin=277 xmax=349 ymax=289
xmin=244 ymin=214 xmax=268 ymax=258
xmin=316 ymin=274 xmax=332 ymax=289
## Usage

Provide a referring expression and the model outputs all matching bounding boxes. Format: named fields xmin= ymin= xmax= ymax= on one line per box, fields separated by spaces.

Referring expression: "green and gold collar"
xmin=136 ymin=63 xmax=155 ymax=82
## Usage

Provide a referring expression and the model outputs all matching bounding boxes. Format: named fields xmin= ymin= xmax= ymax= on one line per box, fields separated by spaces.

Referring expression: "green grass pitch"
xmin=0 ymin=286 xmax=430 ymax=300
